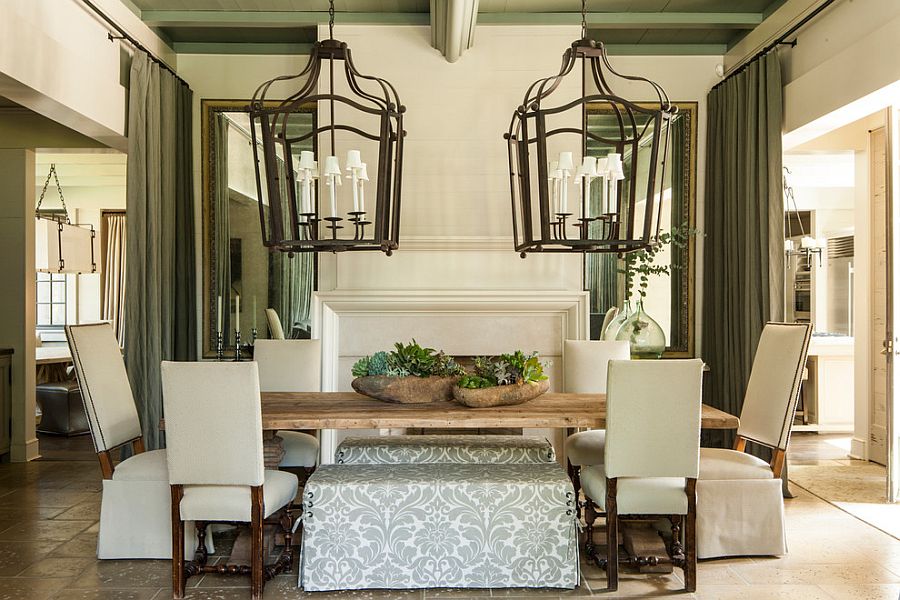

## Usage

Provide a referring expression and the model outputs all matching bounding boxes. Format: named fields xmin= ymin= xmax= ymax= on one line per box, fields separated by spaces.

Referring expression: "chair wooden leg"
xmin=684 ymin=479 xmax=697 ymax=593
xmin=583 ymin=496 xmax=598 ymax=554
xmin=606 ymin=478 xmax=618 ymax=592
xmin=250 ymin=485 xmax=265 ymax=600
xmin=170 ymin=486 xmax=186 ymax=600
xmin=567 ymin=460 xmax=585 ymax=525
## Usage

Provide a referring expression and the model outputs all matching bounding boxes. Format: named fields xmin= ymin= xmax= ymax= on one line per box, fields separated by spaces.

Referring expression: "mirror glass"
xmin=584 ymin=102 xmax=696 ymax=356
xmin=202 ymin=101 xmax=317 ymax=357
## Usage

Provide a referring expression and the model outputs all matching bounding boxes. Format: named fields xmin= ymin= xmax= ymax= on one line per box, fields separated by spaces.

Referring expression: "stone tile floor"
xmin=0 ymin=434 xmax=896 ymax=599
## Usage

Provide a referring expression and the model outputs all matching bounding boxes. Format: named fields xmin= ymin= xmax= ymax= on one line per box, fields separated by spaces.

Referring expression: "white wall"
xmin=780 ymin=0 xmax=900 ymax=134
xmin=0 ymin=0 xmax=170 ymax=151
xmin=317 ymin=24 xmax=585 ymax=294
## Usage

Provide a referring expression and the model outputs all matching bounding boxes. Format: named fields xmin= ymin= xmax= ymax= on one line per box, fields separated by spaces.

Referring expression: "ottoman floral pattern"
xmin=300 ymin=463 xmax=579 ymax=591
xmin=334 ymin=435 xmax=556 ymax=465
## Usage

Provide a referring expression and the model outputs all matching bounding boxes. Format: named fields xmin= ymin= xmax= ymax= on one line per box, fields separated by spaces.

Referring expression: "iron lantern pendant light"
xmin=504 ymin=0 xmax=676 ymax=257
xmin=249 ymin=1 xmax=405 ymax=255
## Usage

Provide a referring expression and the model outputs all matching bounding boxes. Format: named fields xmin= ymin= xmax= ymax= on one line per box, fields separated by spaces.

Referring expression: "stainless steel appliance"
xmin=786 ymin=241 xmax=812 ymax=323
xmin=826 ymin=235 xmax=854 ymax=335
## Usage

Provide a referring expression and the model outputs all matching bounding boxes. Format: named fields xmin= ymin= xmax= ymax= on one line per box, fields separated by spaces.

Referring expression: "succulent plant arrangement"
xmin=457 ymin=351 xmax=548 ymax=389
xmin=352 ymin=340 xmax=465 ymax=379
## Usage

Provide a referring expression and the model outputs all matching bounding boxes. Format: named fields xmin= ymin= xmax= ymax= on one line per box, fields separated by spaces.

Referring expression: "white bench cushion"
xmin=112 ymin=449 xmax=169 ymax=482
xmin=581 ymin=464 xmax=688 ymax=515
xmin=699 ymin=448 xmax=774 ymax=480
xmin=278 ymin=431 xmax=319 ymax=468
xmin=564 ymin=430 xmax=605 ymax=467
xmin=179 ymin=469 xmax=297 ymax=522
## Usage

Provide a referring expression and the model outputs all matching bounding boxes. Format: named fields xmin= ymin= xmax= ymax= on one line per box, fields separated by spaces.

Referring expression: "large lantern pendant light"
xmin=34 ymin=164 xmax=98 ymax=274
xmin=504 ymin=0 xmax=677 ymax=257
xmin=249 ymin=0 xmax=406 ymax=255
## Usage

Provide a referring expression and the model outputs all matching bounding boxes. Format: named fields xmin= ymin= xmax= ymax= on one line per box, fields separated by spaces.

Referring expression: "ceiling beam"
xmin=141 ymin=11 xmax=429 ymax=28
xmin=172 ymin=42 xmax=314 ymax=55
xmin=140 ymin=10 xmax=760 ymax=30
xmin=604 ymin=44 xmax=727 ymax=55
xmin=478 ymin=12 xmax=761 ymax=29
xmin=431 ymin=0 xmax=479 ymax=63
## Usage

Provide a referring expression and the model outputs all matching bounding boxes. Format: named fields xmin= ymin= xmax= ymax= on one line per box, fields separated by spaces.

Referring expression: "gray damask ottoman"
xmin=300 ymin=462 xmax=579 ymax=591
xmin=335 ymin=435 xmax=556 ymax=465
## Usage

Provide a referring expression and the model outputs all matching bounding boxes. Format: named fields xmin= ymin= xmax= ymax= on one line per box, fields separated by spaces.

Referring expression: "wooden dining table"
xmin=256 ymin=391 xmax=739 ymax=466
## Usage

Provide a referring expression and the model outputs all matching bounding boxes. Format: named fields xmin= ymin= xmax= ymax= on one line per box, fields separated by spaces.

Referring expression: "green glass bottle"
xmin=615 ymin=300 xmax=666 ymax=359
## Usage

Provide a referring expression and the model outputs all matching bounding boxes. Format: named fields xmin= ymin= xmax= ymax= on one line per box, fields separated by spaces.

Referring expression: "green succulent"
xmin=367 ymin=351 xmax=392 ymax=376
xmin=351 ymin=356 xmax=370 ymax=377
xmin=458 ymin=374 xmax=496 ymax=389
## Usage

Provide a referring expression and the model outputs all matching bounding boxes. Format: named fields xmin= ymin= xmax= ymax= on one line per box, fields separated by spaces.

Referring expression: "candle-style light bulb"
xmin=357 ymin=163 xmax=369 ymax=213
xmin=323 ymin=156 xmax=341 ymax=217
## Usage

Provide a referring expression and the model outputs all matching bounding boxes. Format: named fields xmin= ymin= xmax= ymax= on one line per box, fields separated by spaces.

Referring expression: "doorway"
xmin=783 ymin=107 xmax=900 ymax=536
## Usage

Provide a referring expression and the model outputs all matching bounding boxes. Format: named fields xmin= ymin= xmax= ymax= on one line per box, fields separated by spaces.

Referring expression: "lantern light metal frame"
xmin=249 ymin=1 xmax=406 ymax=255
xmin=504 ymin=0 xmax=677 ymax=257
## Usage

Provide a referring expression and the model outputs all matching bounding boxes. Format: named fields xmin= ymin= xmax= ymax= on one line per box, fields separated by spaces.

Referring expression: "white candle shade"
xmin=345 ymin=149 xmax=363 ymax=170
xmin=596 ymin=157 xmax=609 ymax=176
xmin=299 ymin=150 xmax=315 ymax=170
xmin=358 ymin=163 xmax=369 ymax=181
xmin=800 ymin=236 xmax=817 ymax=249
xmin=607 ymin=153 xmax=625 ymax=180
xmin=558 ymin=151 xmax=575 ymax=172
xmin=549 ymin=160 xmax=561 ymax=179
xmin=323 ymin=155 xmax=342 ymax=176
xmin=311 ymin=161 xmax=319 ymax=178
xmin=784 ymin=239 xmax=795 ymax=252
xmin=581 ymin=156 xmax=598 ymax=177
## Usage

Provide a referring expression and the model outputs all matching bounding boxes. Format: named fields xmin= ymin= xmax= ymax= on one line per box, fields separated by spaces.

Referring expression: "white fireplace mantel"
xmin=310 ymin=289 xmax=589 ymax=462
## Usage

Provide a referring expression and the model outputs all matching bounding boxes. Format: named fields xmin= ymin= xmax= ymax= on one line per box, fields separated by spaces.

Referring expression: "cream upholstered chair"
xmin=561 ymin=340 xmax=630 ymax=531
xmin=66 ymin=323 xmax=207 ymax=559
xmin=599 ymin=307 xmax=619 ymax=338
xmin=253 ymin=339 xmax=320 ymax=470
xmin=697 ymin=322 xmax=812 ymax=559
xmin=162 ymin=361 xmax=297 ymax=600
xmin=265 ymin=308 xmax=286 ymax=340
xmin=581 ymin=359 xmax=703 ymax=592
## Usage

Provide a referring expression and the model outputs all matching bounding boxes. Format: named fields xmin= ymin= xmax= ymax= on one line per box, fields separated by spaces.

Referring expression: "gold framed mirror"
xmin=201 ymin=100 xmax=317 ymax=358
xmin=584 ymin=101 xmax=697 ymax=357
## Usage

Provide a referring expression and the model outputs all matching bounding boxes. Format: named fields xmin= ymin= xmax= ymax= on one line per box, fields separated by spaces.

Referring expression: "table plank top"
xmin=258 ymin=391 xmax=739 ymax=431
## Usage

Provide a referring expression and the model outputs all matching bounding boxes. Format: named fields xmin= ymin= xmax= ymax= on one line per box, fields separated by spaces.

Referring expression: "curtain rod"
xmin=711 ymin=0 xmax=839 ymax=92
xmin=79 ymin=0 xmax=191 ymax=88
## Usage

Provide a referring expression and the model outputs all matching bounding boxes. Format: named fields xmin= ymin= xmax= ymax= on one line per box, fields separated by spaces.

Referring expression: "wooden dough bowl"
xmin=452 ymin=380 xmax=550 ymax=408
xmin=351 ymin=375 xmax=458 ymax=404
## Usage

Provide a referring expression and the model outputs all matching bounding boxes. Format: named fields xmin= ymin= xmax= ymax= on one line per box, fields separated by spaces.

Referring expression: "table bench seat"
xmin=334 ymin=434 xmax=556 ymax=465
xmin=300 ymin=462 xmax=579 ymax=591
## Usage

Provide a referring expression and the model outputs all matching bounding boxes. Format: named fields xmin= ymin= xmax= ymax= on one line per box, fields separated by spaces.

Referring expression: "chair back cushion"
xmin=161 ymin=361 xmax=264 ymax=486
xmin=266 ymin=309 xmax=286 ymax=340
xmin=604 ymin=359 xmax=703 ymax=479
xmin=738 ymin=322 xmax=813 ymax=450
xmin=563 ymin=340 xmax=630 ymax=394
xmin=254 ymin=339 xmax=321 ymax=393
xmin=65 ymin=323 xmax=142 ymax=452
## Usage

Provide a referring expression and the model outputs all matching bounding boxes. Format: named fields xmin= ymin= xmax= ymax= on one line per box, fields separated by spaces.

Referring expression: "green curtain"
xmin=125 ymin=51 xmax=196 ymax=450
xmin=702 ymin=52 xmax=785 ymax=447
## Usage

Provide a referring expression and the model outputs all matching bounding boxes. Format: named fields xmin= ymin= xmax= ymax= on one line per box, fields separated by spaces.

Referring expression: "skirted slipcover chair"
xmin=253 ymin=339 xmax=320 ymax=471
xmin=161 ymin=361 xmax=297 ymax=600
xmin=581 ymin=359 xmax=704 ymax=592
xmin=697 ymin=322 xmax=812 ymax=559
xmin=265 ymin=308 xmax=286 ymax=340
xmin=562 ymin=340 xmax=630 ymax=531
xmin=65 ymin=323 xmax=208 ymax=559
xmin=600 ymin=307 xmax=619 ymax=338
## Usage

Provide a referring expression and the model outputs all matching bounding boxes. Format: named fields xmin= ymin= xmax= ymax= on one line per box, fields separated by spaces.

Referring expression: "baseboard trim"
xmin=850 ymin=436 xmax=868 ymax=461
xmin=11 ymin=437 xmax=40 ymax=462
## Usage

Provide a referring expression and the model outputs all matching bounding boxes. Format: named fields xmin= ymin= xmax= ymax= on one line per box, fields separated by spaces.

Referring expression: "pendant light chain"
xmin=35 ymin=164 xmax=70 ymax=223
xmin=328 ymin=0 xmax=335 ymax=40
xmin=581 ymin=0 xmax=587 ymax=40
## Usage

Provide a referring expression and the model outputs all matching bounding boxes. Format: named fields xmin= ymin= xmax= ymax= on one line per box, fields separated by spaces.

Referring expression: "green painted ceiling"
xmin=124 ymin=0 xmax=786 ymax=55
